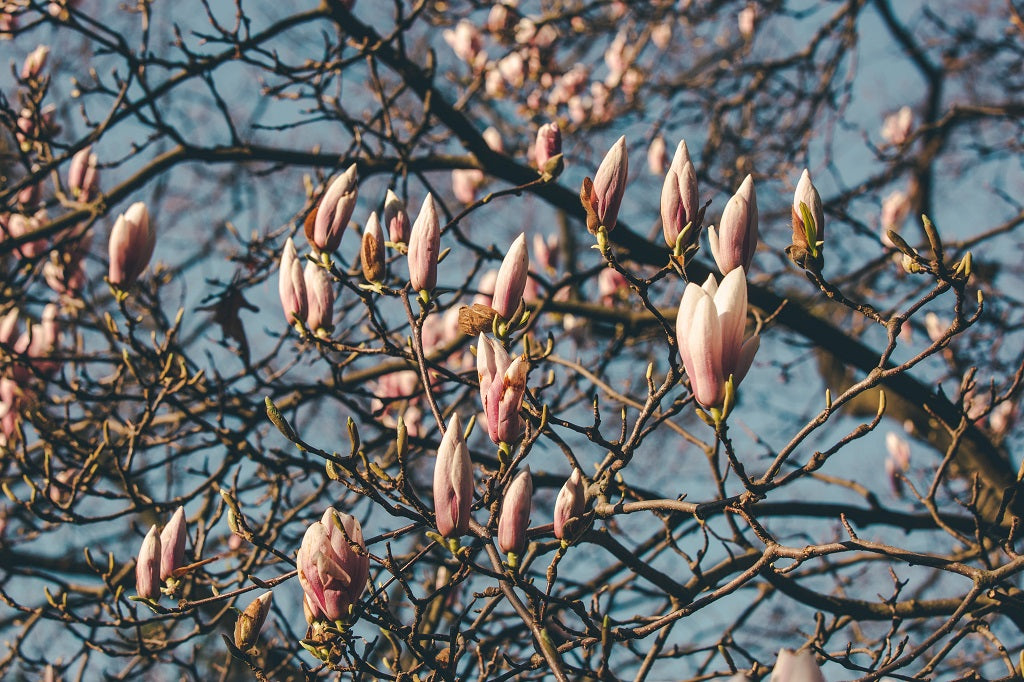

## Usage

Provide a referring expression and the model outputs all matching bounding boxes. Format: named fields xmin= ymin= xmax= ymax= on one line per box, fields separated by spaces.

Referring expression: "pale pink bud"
xmin=498 ymin=467 xmax=532 ymax=555
xmin=486 ymin=355 xmax=528 ymax=444
xmin=660 ymin=140 xmax=700 ymax=249
xmin=452 ymin=168 xmax=484 ymax=204
xmin=881 ymin=190 xmax=911 ymax=234
xmin=21 ymin=44 xmax=49 ymax=80
xmin=924 ymin=312 xmax=945 ymax=343
xmin=0 ymin=308 xmax=18 ymax=347
xmin=27 ymin=303 xmax=60 ymax=375
xmin=309 ymin=164 xmax=357 ymax=254
xmin=68 ymin=146 xmax=99 ymax=201
xmin=234 ymin=591 xmax=273 ymax=651
xmin=361 ymin=211 xmax=386 ymax=282
xmin=443 ymin=20 xmax=483 ymax=65
xmin=17 ymin=179 xmax=40 ymax=208
xmin=598 ymin=267 xmax=628 ymax=306
xmin=532 ymin=233 xmax=559 ymax=274
xmin=738 ymin=5 xmax=756 ymax=37
xmin=297 ymin=508 xmax=369 ymax=622
xmin=881 ymin=106 xmax=913 ymax=146
xmin=278 ymin=237 xmax=307 ymax=325
xmin=136 ymin=524 xmax=162 ymax=600
xmin=108 ymin=202 xmax=155 ymax=286
xmin=708 ymin=175 xmax=758 ymax=275
xmin=477 ymin=332 xmax=511 ymax=410
xmin=484 ymin=67 xmax=506 ymax=98
xmin=48 ymin=468 xmax=75 ymax=506
xmin=647 ymin=135 xmax=667 ymax=175
xmin=651 ymin=22 xmax=672 ymax=50
xmin=553 ymin=469 xmax=585 ymax=540
xmin=483 ymin=126 xmax=504 ymax=153
xmin=492 ymin=233 xmax=529 ymax=320
xmin=303 ymin=261 xmax=334 ymax=335
xmin=433 ymin=413 xmax=474 ymax=538
xmin=885 ymin=431 xmax=910 ymax=496
xmin=581 ymin=136 xmax=629 ymax=233
xmin=5 ymin=212 xmax=47 ymax=259
xmin=498 ymin=52 xmax=525 ymax=86
xmin=534 ymin=122 xmax=561 ymax=170
xmin=770 ymin=649 xmax=825 ymax=682
xmin=384 ymin=189 xmax=410 ymax=244
xmin=487 ymin=3 xmax=513 ymax=34
xmin=159 ymin=506 xmax=187 ymax=581
xmin=408 ymin=194 xmax=440 ymax=291
xmin=792 ymin=169 xmax=824 ymax=249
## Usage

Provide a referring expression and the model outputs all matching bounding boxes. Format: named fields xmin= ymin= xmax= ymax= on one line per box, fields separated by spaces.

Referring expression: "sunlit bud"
xmin=498 ymin=467 xmax=532 ymax=555
xmin=6 ymin=212 xmax=47 ymax=259
xmin=770 ymin=649 xmax=825 ymax=682
xmin=44 ymin=230 xmax=90 ymax=296
xmin=433 ymin=413 xmax=474 ymax=538
xmin=297 ymin=508 xmax=369 ymax=622
xmin=676 ymin=268 xmax=759 ymax=410
xmin=0 ymin=308 xmax=18 ymax=347
xmin=647 ymin=135 xmax=667 ymax=175
xmin=25 ymin=304 xmax=59 ymax=377
xmin=660 ymin=140 xmax=700 ymax=249
xmin=885 ymin=431 xmax=910 ymax=496
xmin=47 ymin=468 xmax=75 ymax=506
xmin=924 ymin=312 xmax=945 ymax=343
xmin=277 ymin=238 xmax=307 ymax=326
xmin=483 ymin=126 xmax=504 ymax=153
xmin=136 ymin=525 xmax=162 ymax=600
xmin=477 ymin=333 xmax=511 ymax=409
xmin=487 ymin=3 xmax=513 ymax=34
xmin=492 ymin=233 xmax=529 ymax=320
xmin=881 ymin=106 xmax=913 ymax=146
xmin=651 ymin=22 xmax=672 ymax=49
xmin=443 ymin=19 xmax=483 ymax=66
xmin=408 ymin=194 xmax=441 ymax=291
xmin=485 ymin=67 xmax=506 ymax=98
xmin=708 ymin=175 xmax=758 ymax=276
xmin=108 ymin=202 xmax=155 ymax=287
xmin=881 ymin=190 xmax=911 ymax=235
xmin=68 ymin=146 xmax=100 ymax=201
xmin=233 ymin=591 xmax=273 ymax=651
xmin=384 ymin=190 xmax=410 ymax=244
xmin=598 ymin=267 xmax=628 ymax=306
xmin=498 ymin=52 xmax=525 ymax=86
xmin=360 ymin=211 xmax=386 ymax=282
xmin=553 ymin=469 xmax=585 ymax=540
xmin=159 ymin=506 xmax=187 ymax=581
xmin=21 ymin=44 xmax=49 ymax=80
xmin=790 ymin=169 xmax=824 ymax=260
xmin=990 ymin=400 xmax=1015 ymax=435
xmin=452 ymin=168 xmax=484 ymax=204
xmin=486 ymin=355 xmax=528 ymax=444
xmin=534 ymin=122 xmax=562 ymax=170
xmin=303 ymin=261 xmax=334 ymax=335
xmin=308 ymin=165 xmax=357 ymax=254
xmin=738 ymin=5 xmax=756 ymax=38
xmin=581 ymin=136 xmax=628 ymax=233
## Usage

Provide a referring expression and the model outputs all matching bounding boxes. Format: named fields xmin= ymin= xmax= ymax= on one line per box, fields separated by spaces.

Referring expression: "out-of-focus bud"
xmin=433 ymin=413 xmax=474 ymax=538
xmin=68 ymin=146 xmax=100 ymax=201
xmin=770 ymin=649 xmax=825 ymax=682
xmin=482 ymin=126 xmax=503 ymax=153
xmin=21 ymin=44 xmax=49 ymax=80
xmin=384 ymin=190 xmax=410 ymax=245
xmin=533 ymin=233 xmax=559 ymax=274
xmin=159 ymin=506 xmax=187 ymax=581
xmin=738 ymin=5 xmax=756 ymax=38
xmin=44 ymin=230 xmax=90 ymax=296
xmin=487 ymin=3 xmax=514 ymax=35
xmin=581 ymin=136 xmax=628 ymax=234
xmin=498 ymin=467 xmax=532 ymax=556
xmin=360 ymin=211 xmax=386 ymax=283
xmin=708 ymin=175 xmax=758 ymax=276
xmin=924 ymin=312 xmax=945 ymax=343
xmin=17 ymin=178 xmax=41 ymax=208
xmin=787 ymin=169 xmax=825 ymax=269
xmin=884 ymin=432 xmax=910 ymax=496
xmin=553 ymin=469 xmax=585 ymax=540
xmin=308 ymin=165 xmax=357 ymax=255
xmin=485 ymin=355 xmax=528 ymax=444
xmin=452 ymin=168 xmax=484 ymax=204
xmin=660 ymin=140 xmax=700 ymax=252
xmin=647 ymin=135 xmax=667 ymax=175
xmin=234 ymin=591 xmax=273 ymax=651
xmin=136 ymin=525 xmax=162 ymax=600
xmin=303 ymin=261 xmax=334 ymax=336
xmin=881 ymin=190 xmax=911 ymax=236
xmin=278 ymin=237 xmax=307 ymax=326
xmin=0 ymin=308 xmax=18 ymax=347
xmin=408 ymin=194 xmax=441 ymax=292
xmin=598 ymin=267 xmax=628 ymax=306
xmin=5 ymin=212 xmax=47 ymax=259
xmin=443 ymin=19 xmax=484 ymax=67
xmin=108 ymin=202 xmax=155 ymax=287
xmin=48 ymin=468 xmax=75 ymax=506
xmin=651 ymin=22 xmax=672 ymax=50
xmin=297 ymin=508 xmax=369 ymax=622
xmin=676 ymin=269 xmax=759 ymax=412
xmin=492 ymin=233 xmax=529 ymax=320
xmin=534 ymin=122 xmax=562 ymax=177
xmin=881 ymin=106 xmax=913 ymax=146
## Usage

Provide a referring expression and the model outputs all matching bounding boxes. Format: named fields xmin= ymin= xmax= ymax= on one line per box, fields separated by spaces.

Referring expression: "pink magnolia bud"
xmin=234 ymin=591 xmax=273 ymax=651
xmin=553 ymin=469 xmax=585 ymax=540
xmin=297 ymin=508 xmax=369 ymax=622
xmin=433 ymin=413 xmax=474 ymax=538
xmin=647 ymin=135 xmax=667 ymax=175
xmin=27 ymin=303 xmax=60 ymax=375
xmin=492 ymin=233 xmax=529 ymax=320
xmin=0 ymin=308 xmax=18 ymax=347
xmin=498 ymin=467 xmax=532 ymax=555
xmin=303 ymin=261 xmax=334 ymax=335
xmin=534 ymin=122 xmax=561 ymax=170
xmin=136 ymin=524 xmax=162 ymax=600
xmin=278 ymin=238 xmax=307 ymax=326
xmin=532 ymin=233 xmax=559 ymax=274
xmin=483 ymin=126 xmax=504 ymax=153
xmin=452 ymin=168 xmax=484 ymax=204
xmin=361 ymin=211 xmax=386 ymax=282
xmin=48 ymin=468 xmax=75 ymax=506
xmin=443 ymin=19 xmax=484 ymax=66
xmin=660 ymin=140 xmax=700 ymax=249
xmin=108 ymin=202 xmax=155 ymax=287
xmin=408 ymin=194 xmax=440 ymax=292
xmin=738 ymin=5 xmax=756 ymax=38
xmin=881 ymin=106 xmax=913 ymax=146
xmin=477 ymin=333 xmax=511 ymax=413
xmin=68 ymin=146 xmax=99 ymax=201
xmin=581 ymin=136 xmax=628 ymax=233
xmin=17 ymin=178 xmax=41 ymax=208
xmin=598 ymin=267 xmax=628 ymax=306
xmin=5 ymin=212 xmax=47 ymax=259
xmin=159 ymin=506 xmax=187 ymax=581
xmin=44 ymin=230 xmax=90 ymax=296
xmin=885 ymin=431 xmax=910 ymax=496
xmin=790 ymin=169 xmax=824 ymax=260
xmin=21 ymin=44 xmax=49 ymax=80
xmin=770 ymin=649 xmax=825 ymax=682
xmin=485 ymin=355 xmax=528 ymax=444
xmin=676 ymin=268 xmax=759 ymax=410
xmin=881 ymin=190 xmax=911 ymax=234
xmin=708 ymin=175 xmax=758 ymax=276
xmin=384 ymin=189 xmax=410 ymax=244
xmin=309 ymin=164 xmax=357 ymax=254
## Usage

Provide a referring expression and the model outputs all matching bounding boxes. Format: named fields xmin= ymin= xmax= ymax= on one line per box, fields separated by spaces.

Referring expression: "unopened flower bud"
xmin=660 ymin=140 xmax=700 ymax=250
xmin=21 ymin=44 xmax=49 ymax=80
xmin=136 ymin=525 xmax=162 ymax=600
xmin=433 ymin=413 xmax=474 ymax=538
xmin=361 ymin=211 xmax=386 ymax=282
xmin=534 ymin=122 xmax=562 ymax=171
xmin=581 ymin=136 xmax=628 ymax=233
xmin=486 ymin=355 xmax=528 ymax=444
xmin=492 ymin=233 xmax=529 ymax=320
xmin=68 ymin=146 xmax=100 ymax=201
xmin=553 ymin=469 xmax=585 ymax=540
xmin=234 ymin=591 xmax=273 ymax=651
xmin=308 ymin=164 xmax=358 ymax=254
xmin=297 ymin=508 xmax=369 ymax=622
xmin=384 ymin=190 xmax=410 ymax=245
xmin=408 ymin=194 xmax=440 ymax=292
xmin=788 ymin=169 xmax=825 ymax=268
xmin=108 ymin=202 xmax=155 ymax=287
xmin=498 ymin=467 xmax=532 ymax=555
xmin=770 ymin=649 xmax=825 ymax=682
xmin=647 ymin=135 xmax=667 ymax=175
xmin=303 ymin=261 xmax=334 ymax=335
xmin=278 ymin=237 xmax=307 ymax=326
xmin=708 ymin=175 xmax=758 ymax=276
xmin=159 ymin=506 xmax=187 ymax=581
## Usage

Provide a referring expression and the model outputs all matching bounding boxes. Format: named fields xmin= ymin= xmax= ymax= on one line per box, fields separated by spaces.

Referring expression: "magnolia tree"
xmin=2 ymin=0 xmax=1023 ymax=680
